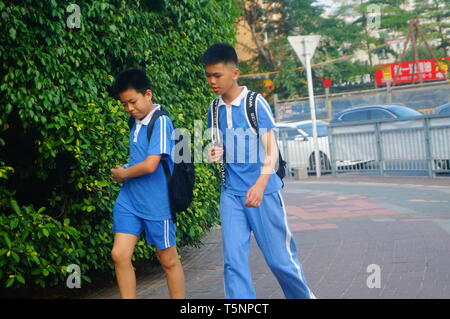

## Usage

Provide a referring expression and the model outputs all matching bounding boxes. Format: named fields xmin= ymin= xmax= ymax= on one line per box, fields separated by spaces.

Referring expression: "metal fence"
xmin=278 ymin=114 xmax=450 ymax=178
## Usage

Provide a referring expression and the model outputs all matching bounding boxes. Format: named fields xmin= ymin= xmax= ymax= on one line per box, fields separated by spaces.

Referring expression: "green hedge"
xmin=0 ymin=0 xmax=240 ymax=290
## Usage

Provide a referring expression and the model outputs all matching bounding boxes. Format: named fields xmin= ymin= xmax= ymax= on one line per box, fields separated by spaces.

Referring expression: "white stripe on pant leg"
xmin=164 ymin=220 xmax=168 ymax=248
xmin=166 ymin=219 xmax=170 ymax=248
xmin=166 ymin=220 xmax=170 ymax=248
xmin=164 ymin=220 xmax=167 ymax=248
xmin=163 ymin=220 xmax=166 ymax=248
xmin=277 ymin=191 xmax=316 ymax=299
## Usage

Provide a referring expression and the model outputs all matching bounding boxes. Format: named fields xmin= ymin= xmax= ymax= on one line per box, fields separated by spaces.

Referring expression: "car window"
xmin=438 ymin=105 xmax=450 ymax=114
xmin=278 ymin=127 xmax=302 ymax=139
xmin=298 ymin=123 xmax=329 ymax=137
xmin=340 ymin=110 xmax=369 ymax=122
xmin=388 ymin=106 xmax=422 ymax=117
xmin=370 ymin=109 xmax=395 ymax=120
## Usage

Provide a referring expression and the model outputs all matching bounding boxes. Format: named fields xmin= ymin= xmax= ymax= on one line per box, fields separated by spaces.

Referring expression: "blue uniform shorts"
xmin=112 ymin=204 xmax=176 ymax=250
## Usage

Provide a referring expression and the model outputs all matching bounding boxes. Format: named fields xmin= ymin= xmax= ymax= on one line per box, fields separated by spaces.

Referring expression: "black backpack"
xmin=211 ymin=91 xmax=287 ymax=186
xmin=127 ymin=107 xmax=195 ymax=222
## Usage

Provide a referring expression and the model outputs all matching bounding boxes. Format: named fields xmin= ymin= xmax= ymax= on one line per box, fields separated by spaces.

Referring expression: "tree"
xmin=238 ymin=0 xmax=378 ymax=99
xmin=0 ymin=0 xmax=239 ymax=292
xmin=413 ymin=0 xmax=450 ymax=56
xmin=348 ymin=0 xmax=449 ymax=61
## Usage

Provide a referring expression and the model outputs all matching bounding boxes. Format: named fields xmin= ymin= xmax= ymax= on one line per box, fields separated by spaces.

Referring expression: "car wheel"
xmin=435 ymin=159 xmax=450 ymax=171
xmin=308 ymin=152 xmax=331 ymax=172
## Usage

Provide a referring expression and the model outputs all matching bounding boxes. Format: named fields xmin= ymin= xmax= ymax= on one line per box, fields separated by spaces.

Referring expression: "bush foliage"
xmin=0 ymin=0 xmax=239 ymax=290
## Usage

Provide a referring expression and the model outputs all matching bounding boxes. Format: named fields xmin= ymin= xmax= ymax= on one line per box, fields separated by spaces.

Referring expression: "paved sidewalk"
xmin=86 ymin=176 xmax=450 ymax=299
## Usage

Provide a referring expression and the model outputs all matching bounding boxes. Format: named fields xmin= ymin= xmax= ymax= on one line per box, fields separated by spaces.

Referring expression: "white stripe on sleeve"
xmin=163 ymin=116 xmax=167 ymax=154
xmin=159 ymin=117 xmax=163 ymax=154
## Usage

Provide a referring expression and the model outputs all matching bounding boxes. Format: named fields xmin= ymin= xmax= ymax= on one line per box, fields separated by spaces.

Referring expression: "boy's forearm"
xmin=256 ymin=156 xmax=277 ymax=188
xmin=255 ymin=130 xmax=279 ymax=188
xmin=255 ymin=173 xmax=271 ymax=188
xmin=123 ymin=156 xmax=161 ymax=179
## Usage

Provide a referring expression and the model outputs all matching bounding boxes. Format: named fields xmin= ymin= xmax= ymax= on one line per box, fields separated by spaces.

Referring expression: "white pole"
xmin=303 ymin=40 xmax=321 ymax=178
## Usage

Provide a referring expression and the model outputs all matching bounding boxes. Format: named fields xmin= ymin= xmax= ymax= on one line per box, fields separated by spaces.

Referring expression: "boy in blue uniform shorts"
xmin=110 ymin=69 xmax=185 ymax=299
xmin=202 ymin=43 xmax=316 ymax=299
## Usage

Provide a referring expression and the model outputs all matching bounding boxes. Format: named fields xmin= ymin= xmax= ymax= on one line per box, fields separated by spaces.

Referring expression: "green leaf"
xmin=31 ymin=269 xmax=41 ymax=275
xmin=10 ymin=200 xmax=21 ymax=214
xmin=10 ymin=218 xmax=19 ymax=230
xmin=9 ymin=28 xmax=16 ymax=40
xmin=5 ymin=277 xmax=15 ymax=288
xmin=0 ymin=232 xmax=11 ymax=250
xmin=11 ymin=251 xmax=20 ymax=263
xmin=42 ymin=229 xmax=49 ymax=237
xmin=31 ymin=255 xmax=40 ymax=265
xmin=82 ymin=275 xmax=92 ymax=283
xmin=16 ymin=274 xmax=25 ymax=284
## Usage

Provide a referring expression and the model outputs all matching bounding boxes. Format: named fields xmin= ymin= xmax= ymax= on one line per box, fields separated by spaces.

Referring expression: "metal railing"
xmin=329 ymin=114 xmax=450 ymax=177
xmin=278 ymin=114 xmax=450 ymax=178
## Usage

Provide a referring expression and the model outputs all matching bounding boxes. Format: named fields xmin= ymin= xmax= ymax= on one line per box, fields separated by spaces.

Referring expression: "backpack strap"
xmin=146 ymin=107 xmax=169 ymax=141
xmin=211 ymin=98 xmax=221 ymax=145
xmin=245 ymin=91 xmax=260 ymax=137
xmin=211 ymin=98 xmax=226 ymax=185
xmin=144 ymin=107 xmax=172 ymax=182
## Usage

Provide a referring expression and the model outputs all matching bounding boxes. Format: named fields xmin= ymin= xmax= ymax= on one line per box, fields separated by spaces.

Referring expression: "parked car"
xmin=276 ymin=123 xmax=309 ymax=141
xmin=436 ymin=103 xmax=450 ymax=115
xmin=331 ymin=105 xmax=423 ymax=123
xmin=276 ymin=123 xmax=332 ymax=173
xmin=284 ymin=120 xmax=329 ymax=137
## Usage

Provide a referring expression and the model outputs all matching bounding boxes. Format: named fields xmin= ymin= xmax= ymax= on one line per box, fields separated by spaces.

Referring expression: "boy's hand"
xmin=111 ymin=165 xmax=126 ymax=183
xmin=244 ymin=182 xmax=265 ymax=208
xmin=208 ymin=146 xmax=224 ymax=163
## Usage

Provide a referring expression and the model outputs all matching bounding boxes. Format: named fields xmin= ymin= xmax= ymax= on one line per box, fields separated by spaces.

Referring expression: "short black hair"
xmin=110 ymin=68 xmax=152 ymax=99
xmin=201 ymin=42 xmax=238 ymax=66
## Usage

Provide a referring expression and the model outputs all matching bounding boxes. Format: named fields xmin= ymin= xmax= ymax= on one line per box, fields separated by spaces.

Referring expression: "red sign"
xmin=317 ymin=77 xmax=332 ymax=87
xmin=375 ymin=57 xmax=449 ymax=86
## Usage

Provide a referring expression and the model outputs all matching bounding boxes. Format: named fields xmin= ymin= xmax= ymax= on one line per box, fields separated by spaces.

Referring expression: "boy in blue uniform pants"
xmin=202 ymin=43 xmax=316 ymax=299
xmin=110 ymin=69 xmax=185 ymax=299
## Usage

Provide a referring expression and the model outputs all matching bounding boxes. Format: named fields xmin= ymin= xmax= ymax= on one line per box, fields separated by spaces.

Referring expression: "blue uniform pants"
xmin=220 ymin=190 xmax=315 ymax=299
